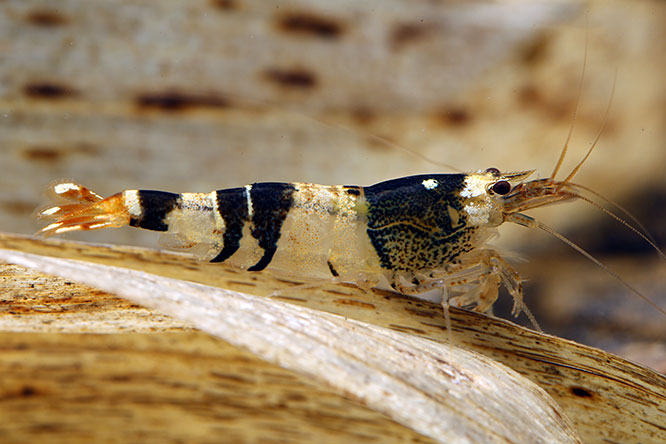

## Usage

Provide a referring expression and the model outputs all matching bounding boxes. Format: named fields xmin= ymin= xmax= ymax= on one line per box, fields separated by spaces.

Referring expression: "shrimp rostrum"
xmin=37 ymin=148 xmax=665 ymax=327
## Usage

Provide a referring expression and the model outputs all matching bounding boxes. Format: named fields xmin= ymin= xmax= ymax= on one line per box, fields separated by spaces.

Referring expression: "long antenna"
xmin=220 ymin=92 xmax=463 ymax=173
xmin=318 ymin=116 xmax=463 ymax=173
xmin=569 ymin=182 xmax=663 ymax=256
xmin=570 ymin=183 xmax=655 ymax=239
xmin=550 ymin=26 xmax=589 ymax=180
xmin=508 ymin=213 xmax=666 ymax=318
xmin=560 ymin=68 xmax=617 ymax=187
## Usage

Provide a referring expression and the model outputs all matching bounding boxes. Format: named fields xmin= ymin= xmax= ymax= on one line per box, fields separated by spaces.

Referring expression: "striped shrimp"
xmin=36 ymin=131 xmax=666 ymax=328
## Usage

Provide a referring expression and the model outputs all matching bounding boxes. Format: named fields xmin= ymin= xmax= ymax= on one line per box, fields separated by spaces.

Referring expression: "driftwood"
xmin=1 ymin=233 xmax=665 ymax=443
xmin=1 ymin=249 xmax=581 ymax=444
xmin=0 ymin=331 xmax=443 ymax=444
xmin=2 ymin=1 xmax=666 ymax=442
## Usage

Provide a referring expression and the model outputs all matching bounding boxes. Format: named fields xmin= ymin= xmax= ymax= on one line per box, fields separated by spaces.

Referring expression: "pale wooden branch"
xmin=1 ymin=246 xmax=581 ymax=444
xmin=0 ymin=331 xmax=446 ymax=444
xmin=1 ymin=233 xmax=665 ymax=443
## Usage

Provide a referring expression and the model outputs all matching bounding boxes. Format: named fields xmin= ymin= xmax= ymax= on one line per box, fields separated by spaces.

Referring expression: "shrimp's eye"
xmin=485 ymin=167 xmax=501 ymax=176
xmin=491 ymin=180 xmax=511 ymax=195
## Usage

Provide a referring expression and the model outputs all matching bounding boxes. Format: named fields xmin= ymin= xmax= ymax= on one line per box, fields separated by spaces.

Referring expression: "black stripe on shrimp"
xmin=247 ymin=182 xmax=296 ymax=271
xmin=128 ymin=190 xmax=180 ymax=231
xmin=210 ymin=187 xmax=250 ymax=263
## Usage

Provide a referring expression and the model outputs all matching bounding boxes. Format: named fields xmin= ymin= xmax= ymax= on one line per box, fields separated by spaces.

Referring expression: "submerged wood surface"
xmin=1 ymin=248 xmax=583 ymax=444
xmin=1 ymin=233 xmax=665 ymax=443
xmin=0 ymin=332 xmax=442 ymax=444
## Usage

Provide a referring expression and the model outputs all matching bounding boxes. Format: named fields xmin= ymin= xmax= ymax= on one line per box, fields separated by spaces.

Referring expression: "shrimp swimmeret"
xmin=36 ymin=129 xmax=666 ymax=330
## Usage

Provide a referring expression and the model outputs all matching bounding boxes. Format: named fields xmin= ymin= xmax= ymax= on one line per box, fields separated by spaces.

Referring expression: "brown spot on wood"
xmin=135 ymin=91 xmax=230 ymax=112
xmin=272 ymin=295 xmax=308 ymax=302
xmin=437 ymin=107 xmax=472 ymax=127
xmin=388 ymin=324 xmax=427 ymax=335
xmin=22 ymin=146 xmax=63 ymax=162
xmin=405 ymin=307 xmax=438 ymax=319
xmin=226 ymin=280 xmax=258 ymax=288
xmin=273 ymin=277 xmax=303 ymax=285
xmin=26 ymin=424 xmax=63 ymax=433
xmin=333 ymin=299 xmax=376 ymax=310
xmin=20 ymin=386 xmax=37 ymax=397
xmin=276 ymin=12 xmax=344 ymax=39
xmin=419 ymin=321 xmax=447 ymax=332
xmin=322 ymin=288 xmax=352 ymax=296
xmin=23 ymin=82 xmax=76 ymax=99
xmin=570 ymin=386 xmax=594 ymax=398
xmin=517 ymin=84 xmax=571 ymax=121
xmin=210 ymin=372 xmax=250 ymax=383
xmin=518 ymin=84 xmax=542 ymax=107
xmin=210 ymin=0 xmax=238 ymax=11
xmin=520 ymin=33 xmax=551 ymax=66
xmin=25 ymin=10 xmax=69 ymax=27
xmin=285 ymin=392 xmax=307 ymax=402
xmin=264 ymin=68 xmax=318 ymax=89
xmin=351 ymin=107 xmax=375 ymax=126
xmin=390 ymin=21 xmax=434 ymax=49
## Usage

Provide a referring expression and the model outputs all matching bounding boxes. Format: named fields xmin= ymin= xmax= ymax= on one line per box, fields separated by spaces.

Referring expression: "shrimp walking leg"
xmin=388 ymin=249 xmax=540 ymax=330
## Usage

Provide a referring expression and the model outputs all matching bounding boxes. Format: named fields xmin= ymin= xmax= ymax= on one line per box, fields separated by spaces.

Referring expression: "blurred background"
xmin=1 ymin=0 xmax=664 ymax=370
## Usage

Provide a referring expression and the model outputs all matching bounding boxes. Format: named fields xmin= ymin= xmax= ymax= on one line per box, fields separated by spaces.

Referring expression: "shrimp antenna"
xmin=560 ymin=68 xmax=617 ymax=187
xmin=565 ymin=186 xmax=666 ymax=261
xmin=551 ymin=27 xmax=588 ymax=180
xmin=306 ymin=113 xmax=463 ymax=173
xmin=508 ymin=213 xmax=666 ymax=318
xmin=221 ymin=92 xmax=463 ymax=173
xmin=569 ymin=182 xmax=663 ymax=255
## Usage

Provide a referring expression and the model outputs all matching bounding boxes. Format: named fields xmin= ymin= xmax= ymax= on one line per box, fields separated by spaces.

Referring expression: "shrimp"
xmin=35 ymin=37 xmax=666 ymax=327
xmin=37 ymin=123 xmax=666 ymax=330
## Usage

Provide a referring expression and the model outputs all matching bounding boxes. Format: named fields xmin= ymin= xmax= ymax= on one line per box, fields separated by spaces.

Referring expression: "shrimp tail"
xmin=36 ymin=182 xmax=130 ymax=237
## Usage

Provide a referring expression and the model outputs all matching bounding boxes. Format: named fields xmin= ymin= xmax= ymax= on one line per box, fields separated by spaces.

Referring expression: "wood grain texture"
xmin=1 ymin=233 xmax=665 ymax=443
xmin=1 ymin=247 xmax=583 ymax=444
xmin=0 ymin=332 xmax=441 ymax=444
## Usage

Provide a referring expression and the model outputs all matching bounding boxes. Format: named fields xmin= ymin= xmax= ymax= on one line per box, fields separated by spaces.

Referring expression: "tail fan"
xmin=36 ymin=182 xmax=130 ymax=237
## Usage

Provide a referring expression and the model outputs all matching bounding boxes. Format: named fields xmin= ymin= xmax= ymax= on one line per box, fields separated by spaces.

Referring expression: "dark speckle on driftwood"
xmin=23 ymin=82 xmax=77 ymax=100
xmin=263 ymin=68 xmax=318 ymax=90
xmin=275 ymin=11 xmax=345 ymax=39
xmin=25 ymin=9 xmax=70 ymax=27
xmin=135 ymin=91 xmax=230 ymax=112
